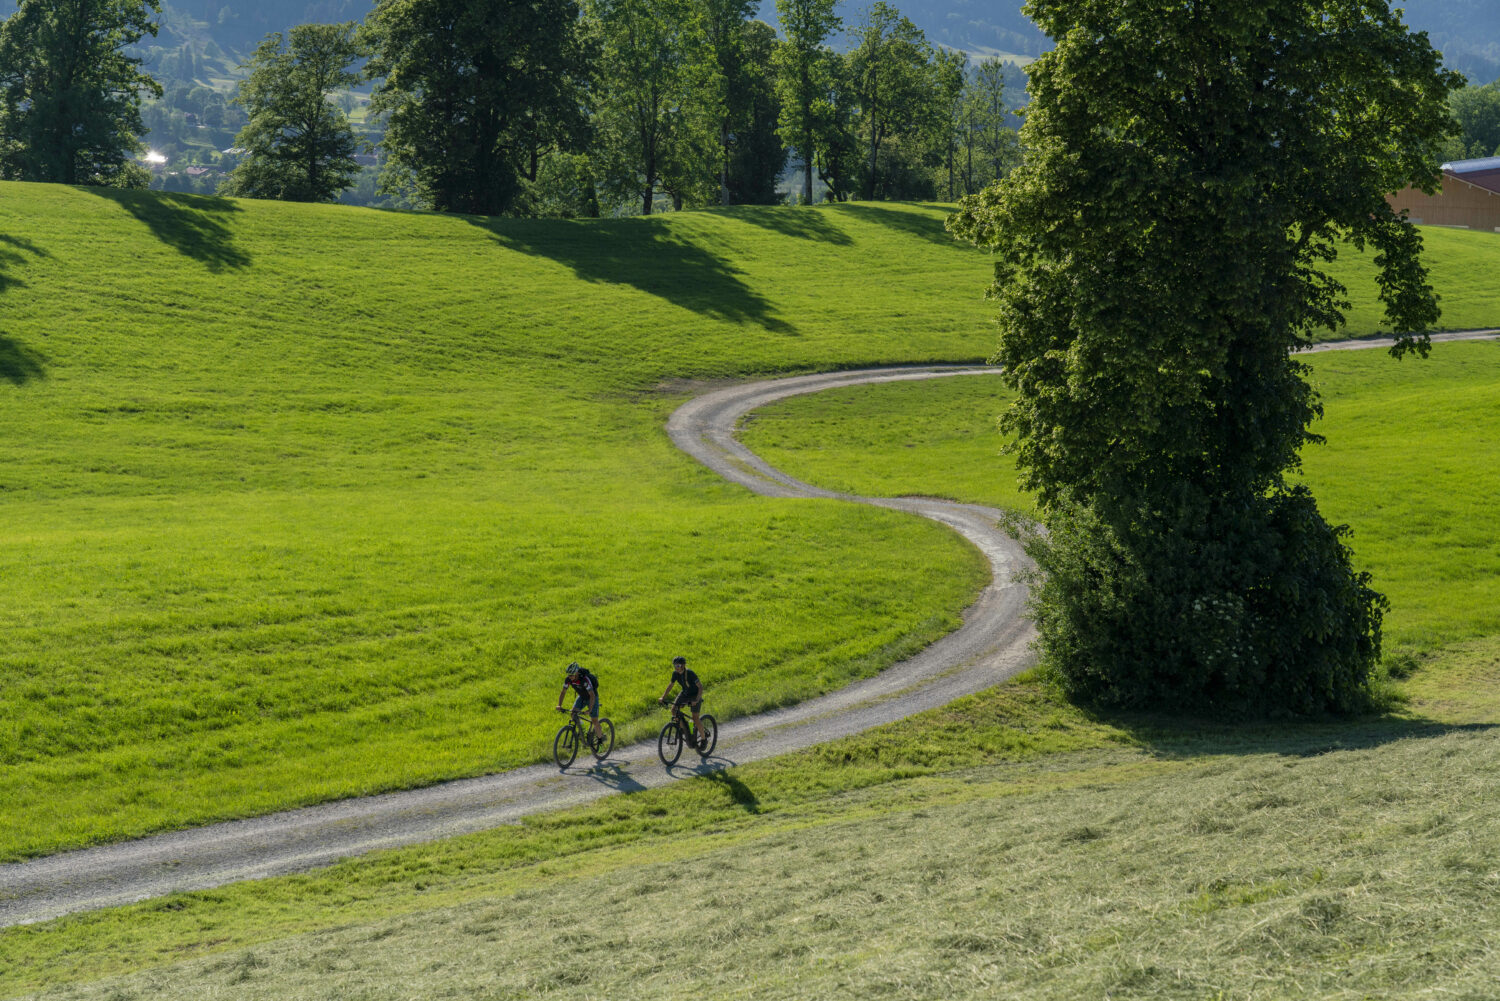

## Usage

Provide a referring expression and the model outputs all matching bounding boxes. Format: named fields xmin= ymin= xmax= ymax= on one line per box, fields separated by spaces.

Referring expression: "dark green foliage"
xmin=0 ymin=0 xmax=161 ymax=186
xmin=363 ymin=0 xmax=592 ymax=216
xmin=220 ymin=22 xmax=363 ymax=202
xmin=772 ymin=0 xmax=838 ymax=204
xmin=588 ymin=0 xmax=689 ymax=214
xmin=1020 ymin=489 xmax=1387 ymax=715
xmin=724 ymin=20 xmax=785 ymax=205
xmin=1448 ymin=84 xmax=1500 ymax=159
xmin=951 ymin=0 xmax=1461 ymax=716
xmin=847 ymin=1 xmax=935 ymax=200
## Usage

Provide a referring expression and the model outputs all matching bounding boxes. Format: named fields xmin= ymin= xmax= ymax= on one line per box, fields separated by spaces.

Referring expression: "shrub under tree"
xmin=950 ymin=0 xmax=1462 ymax=716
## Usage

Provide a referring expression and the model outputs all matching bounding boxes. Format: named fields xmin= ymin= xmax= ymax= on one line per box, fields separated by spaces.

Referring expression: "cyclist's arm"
xmin=557 ymin=684 xmax=568 ymax=710
xmin=660 ymin=679 xmax=678 ymax=700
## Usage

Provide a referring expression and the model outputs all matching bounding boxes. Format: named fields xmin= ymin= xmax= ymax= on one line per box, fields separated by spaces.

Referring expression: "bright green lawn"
xmin=0 ymin=185 xmax=1001 ymax=859
xmin=742 ymin=339 xmax=1500 ymax=654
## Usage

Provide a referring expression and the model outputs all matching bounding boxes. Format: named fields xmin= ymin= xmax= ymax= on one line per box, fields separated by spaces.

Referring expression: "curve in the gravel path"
xmin=4 ymin=330 xmax=1495 ymax=928
xmin=0 ymin=366 xmax=1033 ymax=929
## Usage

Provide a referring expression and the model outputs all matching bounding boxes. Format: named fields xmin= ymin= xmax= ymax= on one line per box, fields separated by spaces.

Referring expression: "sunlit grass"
xmin=741 ymin=339 xmax=1500 ymax=653
xmin=0 ymin=185 xmax=994 ymax=859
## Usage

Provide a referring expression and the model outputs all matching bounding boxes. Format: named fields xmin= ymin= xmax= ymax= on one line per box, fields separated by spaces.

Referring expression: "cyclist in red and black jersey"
xmin=657 ymin=655 xmax=706 ymax=749
xmin=556 ymin=662 xmax=605 ymax=743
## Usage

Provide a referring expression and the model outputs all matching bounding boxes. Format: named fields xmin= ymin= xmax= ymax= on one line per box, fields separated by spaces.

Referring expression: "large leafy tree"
xmin=590 ymin=0 xmax=694 ymax=214
xmin=1448 ymin=83 xmax=1500 ymax=159
xmin=724 ymin=19 xmax=785 ymax=205
xmin=847 ymin=1 xmax=935 ymax=200
xmin=0 ymin=0 xmax=161 ymax=187
xmin=363 ymin=0 xmax=592 ymax=216
xmin=687 ymin=0 xmax=754 ymax=205
xmin=220 ymin=23 xmax=364 ymax=202
xmin=772 ymin=0 xmax=838 ymax=205
xmin=958 ymin=57 xmax=1018 ymax=195
xmin=950 ymin=1 xmax=1461 ymax=716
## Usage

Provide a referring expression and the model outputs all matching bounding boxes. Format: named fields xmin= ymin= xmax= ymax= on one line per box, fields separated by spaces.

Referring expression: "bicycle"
xmin=553 ymin=707 xmax=615 ymax=768
xmin=657 ymin=703 xmax=717 ymax=765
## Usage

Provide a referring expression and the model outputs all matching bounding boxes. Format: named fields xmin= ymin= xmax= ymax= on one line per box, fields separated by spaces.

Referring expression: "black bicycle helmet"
xmin=566 ymin=661 xmax=582 ymax=676
xmin=672 ymin=656 xmax=686 ymax=668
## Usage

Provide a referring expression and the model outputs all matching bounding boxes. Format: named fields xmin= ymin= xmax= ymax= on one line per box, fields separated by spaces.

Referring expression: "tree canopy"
xmin=363 ymin=0 xmax=593 ymax=216
xmin=0 ymin=0 xmax=161 ymax=187
xmin=221 ymin=22 xmax=364 ymax=202
xmin=950 ymin=0 xmax=1461 ymax=716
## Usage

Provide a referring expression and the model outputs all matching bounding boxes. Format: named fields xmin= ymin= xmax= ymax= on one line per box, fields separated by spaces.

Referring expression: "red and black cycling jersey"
xmin=567 ymin=670 xmax=598 ymax=697
xmin=668 ymin=668 xmax=701 ymax=698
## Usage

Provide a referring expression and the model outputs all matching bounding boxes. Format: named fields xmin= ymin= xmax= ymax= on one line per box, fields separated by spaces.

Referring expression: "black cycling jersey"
xmin=669 ymin=667 xmax=701 ymax=697
xmin=567 ymin=670 xmax=598 ymax=698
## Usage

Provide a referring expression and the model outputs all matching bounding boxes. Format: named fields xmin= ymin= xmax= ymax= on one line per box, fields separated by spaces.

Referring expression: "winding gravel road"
xmin=0 ymin=365 xmax=1033 ymax=928
xmin=3 ymin=330 xmax=1493 ymax=928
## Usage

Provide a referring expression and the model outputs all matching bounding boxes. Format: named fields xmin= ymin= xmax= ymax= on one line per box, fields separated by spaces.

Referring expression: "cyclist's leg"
xmin=672 ymin=691 xmax=694 ymax=736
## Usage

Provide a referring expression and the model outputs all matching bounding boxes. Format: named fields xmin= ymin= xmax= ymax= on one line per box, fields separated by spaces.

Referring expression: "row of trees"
xmin=0 ymin=0 xmax=1023 ymax=215
xmin=244 ymin=0 xmax=1022 ymax=214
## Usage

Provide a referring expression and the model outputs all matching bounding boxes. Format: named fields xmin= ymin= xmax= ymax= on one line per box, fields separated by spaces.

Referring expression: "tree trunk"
xmin=720 ymin=122 xmax=731 ymax=205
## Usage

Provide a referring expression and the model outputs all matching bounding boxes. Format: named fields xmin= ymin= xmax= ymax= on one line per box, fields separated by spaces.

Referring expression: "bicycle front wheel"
xmin=697 ymin=714 xmax=718 ymax=756
xmin=658 ymin=720 xmax=683 ymax=765
xmin=593 ymin=718 xmax=616 ymax=760
xmin=553 ymin=724 xmax=579 ymax=768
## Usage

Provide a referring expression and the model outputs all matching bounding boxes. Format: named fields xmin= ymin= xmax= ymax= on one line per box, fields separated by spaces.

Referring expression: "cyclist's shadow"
xmin=576 ymin=761 xmax=650 ymax=794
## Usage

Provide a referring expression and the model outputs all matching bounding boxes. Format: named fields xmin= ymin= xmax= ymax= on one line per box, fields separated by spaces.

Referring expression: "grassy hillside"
xmin=742 ymin=340 xmax=1500 ymax=654
xmin=0 ymin=186 xmax=999 ymax=860
xmin=2 ymin=192 xmax=1499 ymax=996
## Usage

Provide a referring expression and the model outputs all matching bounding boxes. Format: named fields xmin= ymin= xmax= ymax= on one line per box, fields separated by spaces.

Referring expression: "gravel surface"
xmin=0 ymin=365 xmax=1034 ymax=928
xmin=4 ymin=330 xmax=1491 ymax=928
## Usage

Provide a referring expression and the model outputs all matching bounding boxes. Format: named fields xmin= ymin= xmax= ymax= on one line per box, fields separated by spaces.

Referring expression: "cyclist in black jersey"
xmin=657 ymin=655 xmax=705 ymax=749
xmin=556 ymin=662 xmax=605 ymax=743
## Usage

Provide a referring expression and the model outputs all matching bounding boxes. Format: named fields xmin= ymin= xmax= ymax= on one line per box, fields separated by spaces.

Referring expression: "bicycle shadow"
xmin=573 ymin=761 xmax=650 ymax=795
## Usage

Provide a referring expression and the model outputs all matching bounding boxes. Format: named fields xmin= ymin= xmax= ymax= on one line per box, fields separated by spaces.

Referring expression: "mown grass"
xmin=5 ymin=640 xmax=1498 ymax=999
xmin=0 ymin=185 xmax=1000 ymax=859
xmin=741 ymin=339 xmax=1500 ymax=654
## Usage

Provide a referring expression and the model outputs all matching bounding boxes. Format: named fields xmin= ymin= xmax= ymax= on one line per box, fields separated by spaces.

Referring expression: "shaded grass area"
xmin=5 ymin=640 xmax=1499 ymax=999
xmin=740 ymin=340 xmax=1500 ymax=653
xmin=0 ymin=186 xmax=993 ymax=859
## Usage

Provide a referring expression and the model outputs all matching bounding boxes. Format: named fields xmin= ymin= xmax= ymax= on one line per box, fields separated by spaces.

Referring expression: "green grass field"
xmin=0 ymin=185 xmax=1008 ymax=860
xmin=4 ymin=186 xmax=1500 ymax=997
xmin=740 ymin=339 xmax=1500 ymax=655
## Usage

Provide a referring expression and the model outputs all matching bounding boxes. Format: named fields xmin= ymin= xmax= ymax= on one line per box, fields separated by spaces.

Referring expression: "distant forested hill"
xmin=0 ymin=1 xmax=1488 ymax=86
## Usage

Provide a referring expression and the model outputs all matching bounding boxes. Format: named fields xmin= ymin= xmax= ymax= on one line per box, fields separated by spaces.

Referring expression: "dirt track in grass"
xmin=2 ymin=330 xmax=1491 ymax=928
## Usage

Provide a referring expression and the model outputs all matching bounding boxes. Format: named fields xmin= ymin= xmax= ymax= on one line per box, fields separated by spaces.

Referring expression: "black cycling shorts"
xmin=672 ymin=690 xmax=702 ymax=711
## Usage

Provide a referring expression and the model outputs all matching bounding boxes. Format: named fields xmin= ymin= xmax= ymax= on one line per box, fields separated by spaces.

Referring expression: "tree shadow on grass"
xmin=84 ymin=187 xmax=250 ymax=272
xmin=724 ymin=205 xmax=854 ymax=246
xmin=834 ymin=202 xmax=963 ymax=248
xmin=472 ymin=215 xmax=795 ymax=334
xmin=0 ymin=235 xmax=52 ymax=385
xmin=1088 ymin=705 xmax=1498 ymax=762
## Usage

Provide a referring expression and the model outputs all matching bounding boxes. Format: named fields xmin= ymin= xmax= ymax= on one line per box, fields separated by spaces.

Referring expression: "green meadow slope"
xmin=3 ymin=190 xmax=1500 ymax=997
xmin=0 ymin=186 xmax=1002 ymax=860
xmin=742 ymin=339 xmax=1500 ymax=654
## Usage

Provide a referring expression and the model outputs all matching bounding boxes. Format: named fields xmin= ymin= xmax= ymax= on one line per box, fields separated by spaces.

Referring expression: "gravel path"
xmin=3 ymin=330 xmax=1492 ymax=928
xmin=0 ymin=366 xmax=1033 ymax=928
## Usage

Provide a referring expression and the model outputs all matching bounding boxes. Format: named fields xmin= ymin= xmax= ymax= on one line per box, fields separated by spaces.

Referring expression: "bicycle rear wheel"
xmin=593 ymin=718 xmax=616 ymax=760
xmin=696 ymin=714 xmax=718 ymax=756
xmin=658 ymin=720 xmax=684 ymax=765
xmin=553 ymin=724 xmax=579 ymax=768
